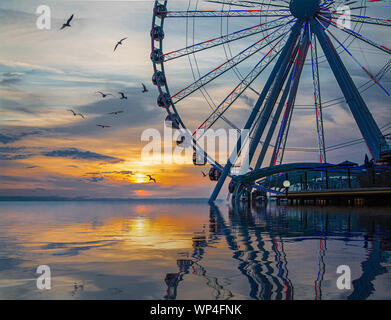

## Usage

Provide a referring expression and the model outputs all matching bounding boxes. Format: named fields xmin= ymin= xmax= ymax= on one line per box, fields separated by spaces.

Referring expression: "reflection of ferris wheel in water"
xmin=150 ymin=0 xmax=391 ymax=202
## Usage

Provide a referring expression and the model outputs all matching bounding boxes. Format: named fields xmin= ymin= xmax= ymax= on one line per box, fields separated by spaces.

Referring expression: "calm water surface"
xmin=0 ymin=200 xmax=390 ymax=300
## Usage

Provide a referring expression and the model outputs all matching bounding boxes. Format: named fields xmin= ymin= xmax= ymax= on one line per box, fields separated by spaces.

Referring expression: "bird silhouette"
xmin=96 ymin=91 xmax=113 ymax=98
xmin=118 ymin=92 xmax=127 ymax=100
xmin=67 ymin=109 xmax=85 ymax=119
xmin=201 ymin=171 xmax=207 ymax=177
xmin=96 ymin=124 xmax=111 ymax=128
xmin=146 ymin=175 xmax=156 ymax=183
xmin=108 ymin=111 xmax=124 ymax=115
xmin=114 ymin=37 xmax=128 ymax=52
xmin=60 ymin=14 xmax=74 ymax=30
xmin=142 ymin=83 xmax=148 ymax=93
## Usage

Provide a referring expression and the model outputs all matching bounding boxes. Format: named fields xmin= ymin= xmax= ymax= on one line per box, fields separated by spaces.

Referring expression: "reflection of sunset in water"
xmin=4 ymin=208 xmax=206 ymax=264
xmin=1 ymin=201 xmax=391 ymax=300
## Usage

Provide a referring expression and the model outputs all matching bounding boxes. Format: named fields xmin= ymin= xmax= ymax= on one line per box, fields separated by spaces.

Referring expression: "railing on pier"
xmin=258 ymin=163 xmax=391 ymax=193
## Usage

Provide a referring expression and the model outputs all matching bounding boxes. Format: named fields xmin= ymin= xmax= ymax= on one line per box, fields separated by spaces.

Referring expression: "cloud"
xmin=239 ymin=93 xmax=256 ymax=109
xmin=0 ymin=58 xmax=64 ymax=75
xmin=0 ymin=133 xmax=16 ymax=144
xmin=97 ymin=170 xmax=135 ymax=175
xmin=0 ymin=146 xmax=27 ymax=153
xmin=0 ymin=72 xmax=24 ymax=86
xmin=116 ymin=171 xmax=135 ymax=175
xmin=0 ymin=130 xmax=43 ymax=144
xmin=85 ymin=176 xmax=105 ymax=183
xmin=0 ymin=145 xmax=123 ymax=164
xmin=42 ymin=148 xmax=123 ymax=163
xmin=0 ymin=153 xmax=32 ymax=160
xmin=0 ymin=146 xmax=33 ymax=160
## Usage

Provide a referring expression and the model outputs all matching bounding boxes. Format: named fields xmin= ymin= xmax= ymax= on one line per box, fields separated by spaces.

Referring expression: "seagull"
xmin=96 ymin=124 xmax=111 ymax=128
xmin=114 ymin=37 xmax=128 ymax=52
xmin=60 ymin=14 xmax=74 ymax=30
xmin=96 ymin=91 xmax=113 ymax=98
xmin=67 ymin=109 xmax=85 ymax=119
xmin=146 ymin=175 xmax=156 ymax=183
xmin=108 ymin=110 xmax=124 ymax=115
xmin=118 ymin=92 xmax=127 ymax=100
xmin=142 ymin=83 xmax=148 ymax=93
xmin=201 ymin=171 xmax=207 ymax=177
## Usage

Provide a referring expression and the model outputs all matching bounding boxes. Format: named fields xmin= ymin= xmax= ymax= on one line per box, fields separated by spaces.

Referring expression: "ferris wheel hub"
xmin=289 ymin=0 xmax=321 ymax=19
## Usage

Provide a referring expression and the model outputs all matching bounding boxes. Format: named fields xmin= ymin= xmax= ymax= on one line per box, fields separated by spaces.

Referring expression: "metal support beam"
xmin=253 ymin=54 xmax=296 ymax=170
xmin=273 ymin=106 xmax=294 ymax=165
xmin=270 ymin=32 xmax=311 ymax=167
xmin=246 ymin=26 xmax=302 ymax=169
xmin=208 ymin=21 xmax=303 ymax=203
xmin=311 ymin=19 xmax=389 ymax=160
xmin=311 ymin=34 xmax=327 ymax=163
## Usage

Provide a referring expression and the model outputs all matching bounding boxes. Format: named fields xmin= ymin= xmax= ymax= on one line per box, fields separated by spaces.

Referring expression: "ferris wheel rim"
xmin=151 ymin=0 xmax=226 ymax=174
xmin=151 ymin=0 xmax=391 ymax=183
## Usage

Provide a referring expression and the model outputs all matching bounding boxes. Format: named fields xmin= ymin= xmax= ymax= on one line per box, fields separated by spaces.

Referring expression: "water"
xmin=0 ymin=200 xmax=390 ymax=300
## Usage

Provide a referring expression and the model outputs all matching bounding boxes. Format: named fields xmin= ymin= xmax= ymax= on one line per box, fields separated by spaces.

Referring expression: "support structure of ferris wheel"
xmin=150 ymin=0 xmax=391 ymax=204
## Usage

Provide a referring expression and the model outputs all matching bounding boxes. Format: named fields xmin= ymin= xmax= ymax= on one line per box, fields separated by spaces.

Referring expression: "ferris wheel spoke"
xmin=328 ymin=0 xmax=367 ymax=7
xmin=205 ymin=0 xmax=254 ymax=8
xmin=193 ymin=36 xmax=289 ymax=139
xmin=208 ymin=21 xmax=304 ymax=202
xmin=320 ymin=0 xmax=335 ymax=8
xmin=311 ymin=17 xmax=389 ymax=160
xmin=162 ymin=15 xmax=293 ymax=62
xmin=170 ymin=23 xmax=292 ymax=104
xmin=206 ymin=0 xmax=290 ymax=8
xmin=315 ymin=17 xmax=391 ymax=96
xmin=334 ymin=0 xmax=358 ymax=5
xmin=241 ymin=0 xmax=290 ymax=8
xmin=309 ymin=27 xmax=327 ymax=164
xmin=331 ymin=12 xmax=391 ymax=27
xmin=253 ymin=42 xmax=301 ymax=169
xmin=162 ymin=9 xmax=291 ymax=18
xmin=350 ymin=6 xmax=369 ymax=10
xmin=318 ymin=15 xmax=391 ymax=55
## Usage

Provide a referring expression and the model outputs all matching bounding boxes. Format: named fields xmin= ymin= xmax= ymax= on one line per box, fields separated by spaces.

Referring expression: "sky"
xmin=0 ymin=0 xmax=390 ymax=199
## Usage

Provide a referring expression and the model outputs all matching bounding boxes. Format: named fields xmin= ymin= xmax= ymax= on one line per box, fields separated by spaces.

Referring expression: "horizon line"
xmin=0 ymin=196 xmax=217 ymax=202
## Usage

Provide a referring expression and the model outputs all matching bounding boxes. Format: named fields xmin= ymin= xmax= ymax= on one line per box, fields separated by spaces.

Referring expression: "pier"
xmin=229 ymin=154 xmax=391 ymax=207
xmin=272 ymin=187 xmax=391 ymax=206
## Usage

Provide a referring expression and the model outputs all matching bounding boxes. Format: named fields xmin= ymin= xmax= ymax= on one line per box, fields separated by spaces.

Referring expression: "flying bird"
xmin=67 ymin=109 xmax=85 ymax=119
xmin=96 ymin=91 xmax=113 ymax=98
xmin=114 ymin=37 xmax=128 ymax=52
xmin=147 ymin=175 xmax=156 ymax=183
xmin=108 ymin=111 xmax=124 ymax=115
xmin=60 ymin=14 xmax=74 ymax=30
xmin=118 ymin=92 xmax=127 ymax=99
xmin=142 ymin=83 xmax=148 ymax=93
xmin=96 ymin=124 xmax=111 ymax=128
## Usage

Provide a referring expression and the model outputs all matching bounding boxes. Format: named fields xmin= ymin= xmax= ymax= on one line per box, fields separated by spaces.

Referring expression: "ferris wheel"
xmin=150 ymin=0 xmax=391 ymax=202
